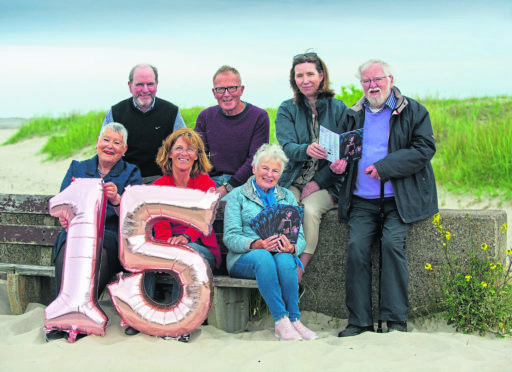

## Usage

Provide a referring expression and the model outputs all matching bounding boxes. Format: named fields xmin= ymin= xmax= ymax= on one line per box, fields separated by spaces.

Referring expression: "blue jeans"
xmin=144 ymin=242 xmax=216 ymax=302
xmin=210 ymin=174 xmax=233 ymax=188
xmin=211 ymin=174 xmax=233 ymax=201
xmin=230 ymin=250 xmax=300 ymax=322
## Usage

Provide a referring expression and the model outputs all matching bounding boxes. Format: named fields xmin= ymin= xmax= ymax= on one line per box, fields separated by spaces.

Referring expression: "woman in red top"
xmin=125 ymin=128 xmax=220 ymax=338
xmin=152 ymin=128 xmax=221 ymax=267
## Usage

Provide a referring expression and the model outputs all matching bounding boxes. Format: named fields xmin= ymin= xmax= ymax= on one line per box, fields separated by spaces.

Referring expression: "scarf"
xmin=253 ymin=179 xmax=277 ymax=208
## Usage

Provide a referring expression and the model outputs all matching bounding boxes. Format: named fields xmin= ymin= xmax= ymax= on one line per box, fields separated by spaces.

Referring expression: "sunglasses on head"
xmin=293 ymin=52 xmax=318 ymax=60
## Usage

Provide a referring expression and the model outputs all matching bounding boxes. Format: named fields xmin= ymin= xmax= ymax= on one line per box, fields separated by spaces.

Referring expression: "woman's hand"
xmin=300 ymin=181 xmax=320 ymax=201
xmin=276 ymin=235 xmax=295 ymax=254
xmin=330 ymin=159 xmax=347 ymax=174
xmin=306 ymin=143 xmax=327 ymax=159
xmin=58 ymin=216 xmax=69 ymax=229
xmin=103 ymin=182 xmax=121 ymax=206
xmin=251 ymin=235 xmax=281 ymax=251
xmin=167 ymin=235 xmax=189 ymax=245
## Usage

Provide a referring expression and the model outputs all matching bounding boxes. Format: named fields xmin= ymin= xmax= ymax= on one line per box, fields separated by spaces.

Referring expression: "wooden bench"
xmin=0 ymin=193 xmax=257 ymax=333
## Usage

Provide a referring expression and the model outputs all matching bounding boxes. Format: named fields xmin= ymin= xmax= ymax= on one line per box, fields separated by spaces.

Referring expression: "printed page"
xmin=319 ymin=126 xmax=340 ymax=163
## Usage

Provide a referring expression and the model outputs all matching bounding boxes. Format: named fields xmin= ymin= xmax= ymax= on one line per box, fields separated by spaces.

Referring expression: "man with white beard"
xmin=330 ymin=59 xmax=438 ymax=337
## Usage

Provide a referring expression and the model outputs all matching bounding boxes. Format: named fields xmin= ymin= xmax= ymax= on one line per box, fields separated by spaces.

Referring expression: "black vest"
xmin=112 ymin=97 xmax=179 ymax=177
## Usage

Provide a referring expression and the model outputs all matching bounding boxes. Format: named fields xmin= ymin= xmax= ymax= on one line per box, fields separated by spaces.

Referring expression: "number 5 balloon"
xmin=108 ymin=185 xmax=220 ymax=338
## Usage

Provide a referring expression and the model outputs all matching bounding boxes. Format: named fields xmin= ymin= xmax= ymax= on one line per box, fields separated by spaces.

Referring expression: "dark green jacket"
xmin=276 ymin=94 xmax=348 ymax=201
xmin=338 ymin=87 xmax=438 ymax=223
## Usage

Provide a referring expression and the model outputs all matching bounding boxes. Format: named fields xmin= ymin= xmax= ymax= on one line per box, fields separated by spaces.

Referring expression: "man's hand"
xmin=300 ymin=181 xmax=320 ymax=201
xmin=330 ymin=159 xmax=347 ymax=174
xmin=217 ymin=185 xmax=228 ymax=198
xmin=306 ymin=143 xmax=327 ymax=159
xmin=365 ymin=165 xmax=381 ymax=180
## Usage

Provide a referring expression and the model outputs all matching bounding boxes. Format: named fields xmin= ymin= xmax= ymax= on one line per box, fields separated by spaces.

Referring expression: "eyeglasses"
xmin=213 ymin=86 xmax=241 ymax=94
xmin=360 ymin=76 xmax=390 ymax=86
xmin=172 ymin=145 xmax=197 ymax=154
xmin=294 ymin=52 xmax=318 ymax=60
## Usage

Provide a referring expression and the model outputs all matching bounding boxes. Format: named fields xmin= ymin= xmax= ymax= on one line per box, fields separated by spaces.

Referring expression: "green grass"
xmin=423 ymin=96 xmax=512 ymax=198
xmin=3 ymin=88 xmax=511 ymax=198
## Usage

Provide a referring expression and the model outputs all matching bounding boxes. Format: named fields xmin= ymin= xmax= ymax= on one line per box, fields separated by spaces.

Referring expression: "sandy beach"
xmin=1 ymin=127 xmax=511 ymax=371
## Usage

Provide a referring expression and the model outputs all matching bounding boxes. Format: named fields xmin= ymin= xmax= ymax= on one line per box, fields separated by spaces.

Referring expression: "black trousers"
xmin=345 ymin=196 xmax=411 ymax=327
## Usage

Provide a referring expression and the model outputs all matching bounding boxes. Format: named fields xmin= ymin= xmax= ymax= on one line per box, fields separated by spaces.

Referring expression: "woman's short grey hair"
xmin=356 ymin=58 xmax=393 ymax=79
xmin=99 ymin=122 xmax=128 ymax=144
xmin=252 ymin=143 xmax=289 ymax=172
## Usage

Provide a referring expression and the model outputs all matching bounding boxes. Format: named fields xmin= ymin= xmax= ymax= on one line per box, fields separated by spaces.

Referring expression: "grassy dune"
xmin=3 ymin=88 xmax=511 ymax=198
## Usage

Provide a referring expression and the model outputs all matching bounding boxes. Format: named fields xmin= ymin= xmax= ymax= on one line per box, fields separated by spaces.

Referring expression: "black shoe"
xmin=162 ymin=333 xmax=190 ymax=343
xmin=338 ymin=324 xmax=374 ymax=337
xmin=45 ymin=330 xmax=67 ymax=342
xmin=298 ymin=283 xmax=305 ymax=302
xmin=387 ymin=321 xmax=407 ymax=333
xmin=125 ymin=326 xmax=140 ymax=336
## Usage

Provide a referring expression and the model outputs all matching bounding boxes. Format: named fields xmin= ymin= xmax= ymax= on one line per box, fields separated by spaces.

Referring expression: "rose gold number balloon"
xmin=44 ymin=178 xmax=108 ymax=342
xmin=108 ymin=185 xmax=219 ymax=337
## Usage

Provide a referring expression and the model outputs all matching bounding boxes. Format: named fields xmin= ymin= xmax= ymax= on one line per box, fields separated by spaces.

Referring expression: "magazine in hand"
xmin=319 ymin=126 xmax=364 ymax=163
xmin=248 ymin=204 xmax=304 ymax=244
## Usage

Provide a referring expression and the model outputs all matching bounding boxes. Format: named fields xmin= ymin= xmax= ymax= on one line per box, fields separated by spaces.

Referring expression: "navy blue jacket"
xmin=53 ymin=156 xmax=142 ymax=260
xmin=338 ymin=87 xmax=438 ymax=224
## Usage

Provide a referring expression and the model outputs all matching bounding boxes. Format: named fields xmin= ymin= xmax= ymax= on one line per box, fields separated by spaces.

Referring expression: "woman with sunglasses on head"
xmin=276 ymin=52 xmax=348 ymax=284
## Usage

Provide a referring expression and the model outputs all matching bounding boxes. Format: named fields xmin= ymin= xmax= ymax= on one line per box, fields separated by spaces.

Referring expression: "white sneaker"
xmin=275 ymin=316 xmax=302 ymax=341
xmin=292 ymin=320 xmax=317 ymax=340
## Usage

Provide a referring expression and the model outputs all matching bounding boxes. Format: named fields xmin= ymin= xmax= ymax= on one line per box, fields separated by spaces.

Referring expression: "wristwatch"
xmin=222 ymin=182 xmax=233 ymax=193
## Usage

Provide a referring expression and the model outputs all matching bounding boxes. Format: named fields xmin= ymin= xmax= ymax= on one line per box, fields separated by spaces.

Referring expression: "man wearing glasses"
xmin=195 ymin=65 xmax=270 ymax=197
xmin=332 ymin=59 xmax=438 ymax=337
xmin=103 ymin=63 xmax=186 ymax=184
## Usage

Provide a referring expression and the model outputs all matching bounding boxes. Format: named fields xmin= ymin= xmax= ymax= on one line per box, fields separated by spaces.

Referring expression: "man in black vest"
xmin=103 ymin=63 xmax=186 ymax=183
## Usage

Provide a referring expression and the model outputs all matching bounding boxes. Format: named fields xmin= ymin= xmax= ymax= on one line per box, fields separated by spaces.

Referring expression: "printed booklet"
xmin=248 ymin=204 xmax=304 ymax=245
xmin=319 ymin=126 xmax=364 ymax=163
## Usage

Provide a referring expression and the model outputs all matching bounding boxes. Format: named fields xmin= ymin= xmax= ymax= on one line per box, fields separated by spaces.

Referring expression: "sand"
xmin=1 ymin=128 xmax=511 ymax=371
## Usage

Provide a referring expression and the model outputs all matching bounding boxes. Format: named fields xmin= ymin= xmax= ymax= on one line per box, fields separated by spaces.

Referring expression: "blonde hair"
xmin=156 ymin=128 xmax=212 ymax=177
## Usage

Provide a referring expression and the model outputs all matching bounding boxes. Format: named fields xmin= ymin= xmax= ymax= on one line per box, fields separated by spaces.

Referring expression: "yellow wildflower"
xmin=499 ymin=322 xmax=504 ymax=329
xmin=432 ymin=213 xmax=440 ymax=226
xmin=501 ymin=223 xmax=508 ymax=231
xmin=465 ymin=275 xmax=472 ymax=281
xmin=424 ymin=263 xmax=432 ymax=270
xmin=481 ymin=243 xmax=488 ymax=251
xmin=490 ymin=263 xmax=497 ymax=270
xmin=507 ymin=249 xmax=512 ymax=255
xmin=481 ymin=281 xmax=487 ymax=288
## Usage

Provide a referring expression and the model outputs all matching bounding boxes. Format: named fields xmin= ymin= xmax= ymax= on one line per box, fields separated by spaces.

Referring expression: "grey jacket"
xmin=338 ymin=87 xmax=438 ymax=224
xmin=275 ymin=95 xmax=348 ymax=200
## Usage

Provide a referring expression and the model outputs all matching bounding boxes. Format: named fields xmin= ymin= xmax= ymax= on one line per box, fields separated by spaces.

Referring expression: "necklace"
xmin=98 ymin=168 xmax=107 ymax=176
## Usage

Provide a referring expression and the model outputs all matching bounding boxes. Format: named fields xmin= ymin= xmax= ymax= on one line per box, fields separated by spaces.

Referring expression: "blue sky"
xmin=1 ymin=0 xmax=511 ymax=118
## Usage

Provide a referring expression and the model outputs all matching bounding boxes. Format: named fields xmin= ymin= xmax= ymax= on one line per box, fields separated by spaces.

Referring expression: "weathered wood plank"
xmin=0 ymin=263 xmax=55 ymax=276
xmin=0 ymin=225 xmax=61 ymax=245
xmin=0 ymin=194 xmax=53 ymax=214
xmin=214 ymin=275 xmax=258 ymax=288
